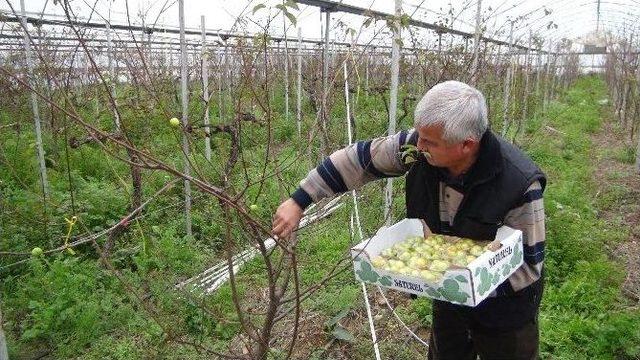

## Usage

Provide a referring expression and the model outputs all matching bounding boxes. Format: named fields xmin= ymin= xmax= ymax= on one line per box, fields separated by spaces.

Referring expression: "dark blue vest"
xmin=405 ymin=130 xmax=546 ymax=329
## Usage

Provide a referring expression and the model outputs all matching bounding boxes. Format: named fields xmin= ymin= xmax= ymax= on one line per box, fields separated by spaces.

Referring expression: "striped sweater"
xmin=291 ymin=129 xmax=545 ymax=292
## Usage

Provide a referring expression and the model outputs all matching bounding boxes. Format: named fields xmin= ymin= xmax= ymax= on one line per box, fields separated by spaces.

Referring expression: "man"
xmin=272 ymin=80 xmax=545 ymax=359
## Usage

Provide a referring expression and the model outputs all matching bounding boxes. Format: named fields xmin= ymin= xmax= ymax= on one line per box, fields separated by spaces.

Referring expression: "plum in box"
xmin=350 ymin=218 xmax=524 ymax=306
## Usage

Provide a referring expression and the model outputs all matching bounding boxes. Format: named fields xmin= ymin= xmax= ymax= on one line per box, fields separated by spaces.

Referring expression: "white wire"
xmin=343 ymin=57 xmax=429 ymax=350
xmin=175 ymin=196 xmax=345 ymax=294
xmin=349 ymin=192 xmax=430 ymax=348
xmin=345 ymin=61 xmax=382 ymax=360
xmin=350 ymin=195 xmax=431 ymax=348
xmin=377 ymin=287 xmax=431 ymax=347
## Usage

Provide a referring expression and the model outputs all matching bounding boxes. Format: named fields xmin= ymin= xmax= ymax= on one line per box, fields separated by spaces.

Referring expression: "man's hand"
xmin=272 ymin=198 xmax=303 ymax=239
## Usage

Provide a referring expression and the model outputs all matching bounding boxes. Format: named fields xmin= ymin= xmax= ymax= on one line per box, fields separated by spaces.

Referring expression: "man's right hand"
xmin=272 ymin=198 xmax=304 ymax=239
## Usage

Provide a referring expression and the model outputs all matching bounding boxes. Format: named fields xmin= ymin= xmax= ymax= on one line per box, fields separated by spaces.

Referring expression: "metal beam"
xmin=295 ymin=0 xmax=547 ymax=52
xmin=0 ymin=14 xmax=456 ymax=53
xmin=0 ymin=14 xmax=562 ymax=55
xmin=0 ymin=12 xmax=343 ymax=47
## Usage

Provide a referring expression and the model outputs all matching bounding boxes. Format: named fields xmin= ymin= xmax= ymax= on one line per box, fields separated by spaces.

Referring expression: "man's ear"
xmin=461 ymin=138 xmax=479 ymax=153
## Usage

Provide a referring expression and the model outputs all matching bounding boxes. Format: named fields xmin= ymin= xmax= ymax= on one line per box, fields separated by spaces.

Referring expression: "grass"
xmin=522 ymin=76 xmax=640 ymax=359
xmin=1 ymin=75 xmax=639 ymax=359
xmin=612 ymin=145 xmax=637 ymax=165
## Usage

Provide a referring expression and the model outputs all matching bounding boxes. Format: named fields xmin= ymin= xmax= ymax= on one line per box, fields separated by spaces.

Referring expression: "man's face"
xmin=416 ymin=125 xmax=466 ymax=168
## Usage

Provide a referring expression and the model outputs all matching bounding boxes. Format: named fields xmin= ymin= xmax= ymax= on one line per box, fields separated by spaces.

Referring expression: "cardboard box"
xmin=350 ymin=218 xmax=523 ymax=307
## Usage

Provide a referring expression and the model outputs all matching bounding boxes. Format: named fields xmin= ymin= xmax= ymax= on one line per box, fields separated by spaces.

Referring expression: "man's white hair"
xmin=414 ymin=80 xmax=488 ymax=143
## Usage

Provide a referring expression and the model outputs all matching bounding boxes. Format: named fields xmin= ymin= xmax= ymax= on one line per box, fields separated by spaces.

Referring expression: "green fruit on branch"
xmin=31 ymin=247 xmax=43 ymax=257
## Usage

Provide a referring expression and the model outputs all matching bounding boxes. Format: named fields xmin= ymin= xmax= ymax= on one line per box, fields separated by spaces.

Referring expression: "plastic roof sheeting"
xmin=1 ymin=0 xmax=639 ymax=52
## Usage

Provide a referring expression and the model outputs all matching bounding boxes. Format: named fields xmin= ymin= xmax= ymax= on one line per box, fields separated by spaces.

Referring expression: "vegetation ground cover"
xmin=1 ymin=76 xmax=639 ymax=359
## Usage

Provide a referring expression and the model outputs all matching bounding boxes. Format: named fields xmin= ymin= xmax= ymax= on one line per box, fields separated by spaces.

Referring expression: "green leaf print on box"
xmin=356 ymin=261 xmax=380 ymax=283
xmin=355 ymin=260 xmax=393 ymax=287
xmin=502 ymin=263 xmax=512 ymax=277
xmin=379 ymin=276 xmax=392 ymax=286
xmin=437 ymin=278 xmax=470 ymax=303
xmin=476 ymin=266 xmax=505 ymax=296
xmin=510 ymin=244 xmax=523 ymax=268
xmin=492 ymin=271 xmax=501 ymax=285
xmin=476 ymin=267 xmax=492 ymax=296
xmin=424 ymin=284 xmax=440 ymax=298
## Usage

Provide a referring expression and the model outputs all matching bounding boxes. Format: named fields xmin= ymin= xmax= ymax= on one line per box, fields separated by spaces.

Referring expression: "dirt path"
xmin=592 ymin=117 xmax=640 ymax=302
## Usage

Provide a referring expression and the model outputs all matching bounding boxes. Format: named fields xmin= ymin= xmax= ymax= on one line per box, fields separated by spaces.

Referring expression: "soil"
xmin=592 ymin=118 xmax=640 ymax=302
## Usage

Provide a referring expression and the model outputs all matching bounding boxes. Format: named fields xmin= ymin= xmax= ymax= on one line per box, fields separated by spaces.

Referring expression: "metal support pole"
xmin=636 ymin=56 xmax=640 ymax=173
xmin=470 ymin=0 xmax=482 ymax=84
xmin=0 ymin=149 xmax=4 ymax=243
xmin=218 ymin=47 xmax=224 ymax=124
xmin=201 ymin=16 xmax=211 ymax=161
xmin=225 ymin=45 xmax=232 ymax=114
xmin=543 ymin=43 xmax=553 ymax=111
xmin=517 ymin=30 xmax=532 ymax=141
xmin=365 ymin=50 xmax=370 ymax=92
xmin=636 ymin=121 xmax=640 ymax=172
xmin=272 ymin=41 xmax=280 ymax=104
xmin=384 ymin=0 xmax=402 ymax=224
xmin=20 ymin=0 xmax=49 ymax=199
xmin=543 ymin=52 xmax=550 ymax=110
xmin=106 ymin=20 xmax=121 ymax=130
xmin=147 ymin=31 xmax=152 ymax=68
xmin=178 ymin=0 xmax=192 ymax=236
xmin=323 ymin=9 xmax=329 ymax=90
xmin=345 ymin=62 xmax=353 ymax=164
xmin=297 ymin=27 xmax=302 ymax=136
xmin=620 ymin=36 xmax=632 ymax=125
xmin=501 ymin=22 xmax=514 ymax=138
xmin=535 ymin=49 xmax=542 ymax=97
xmin=169 ymin=38 xmax=174 ymax=72
xmin=344 ymin=62 xmax=382 ymax=360
xmin=187 ymin=44 xmax=196 ymax=79
xmin=549 ymin=54 xmax=558 ymax=102
xmin=164 ymin=35 xmax=170 ymax=69
xmin=322 ymin=9 xmax=330 ymax=136
xmin=283 ymin=17 xmax=290 ymax=124
xmin=436 ymin=32 xmax=442 ymax=78
xmin=0 ymin=301 xmax=8 ymax=360
xmin=419 ymin=51 xmax=425 ymax=90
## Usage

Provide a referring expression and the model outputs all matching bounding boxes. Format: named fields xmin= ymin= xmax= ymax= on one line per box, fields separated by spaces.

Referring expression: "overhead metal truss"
xmin=295 ymin=0 xmax=548 ymax=53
